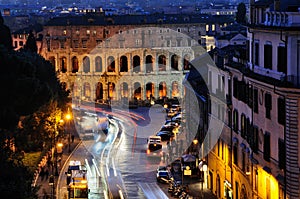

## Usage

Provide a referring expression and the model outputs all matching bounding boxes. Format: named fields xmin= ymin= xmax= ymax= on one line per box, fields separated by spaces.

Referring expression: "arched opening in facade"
xmin=183 ymin=54 xmax=191 ymax=70
xmin=83 ymin=82 xmax=91 ymax=99
xmin=133 ymin=55 xmax=141 ymax=73
xmin=146 ymin=82 xmax=154 ymax=99
xmin=72 ymin=56 xmax=79 ymax=73
xmin=120 ymin=82 xmax=129 ymax=98
xmin=95 ymin=56 xmax=102 ymax=72
xmin=49 ymin=56 xmax=56 ymax=68
xmin=171 ymin=54 xmax=179 ymax=70
xmin=107 ymin=56 xmax=115 ymax=72
xmin=95 ymin=82 xmax=103 ymax=101
xmin=159 ymin=82 xmax=167 ymax=98
xmin=83 ymin=56 xmax=90 ymax=73
xmin=120 ymin=56 xmax=128 ymax=72
xmin=60 ymin=56 xmax=67 ymax=73
xmin=133 ymin=82 xmax=141 ymax=100
xmin=108 ymin=82 xmax=115 ymax=100
xmin=145 ymin=55 xmax=153 ymax=73
xmin=172 ymin=81 xmax=180 ymax=97
xmin=61 ymin=82 xmax=67 ymax=90
xmin=158 ymin=55 xmax=166 ymax=71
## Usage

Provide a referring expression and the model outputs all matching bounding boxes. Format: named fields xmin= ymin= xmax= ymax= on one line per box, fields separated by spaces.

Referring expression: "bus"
xmin=66 ymin=160 xmax=89 ymax=199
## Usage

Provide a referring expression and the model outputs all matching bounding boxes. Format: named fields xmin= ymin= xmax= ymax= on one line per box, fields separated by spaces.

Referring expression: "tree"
xmin=24 ymin=30 xmax=38 ymax=53
xmin=236 ymin=2 xmax=247 ymax=24
xmin=0 ymin=12 xmax=13 ymax=50
xmin=0 ymin=41 xmax=69 ymax=198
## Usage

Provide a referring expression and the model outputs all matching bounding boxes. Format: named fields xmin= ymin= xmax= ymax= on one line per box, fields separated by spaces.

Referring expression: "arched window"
xmin=171 ymin=54 xmax=179 ymax=70
xmin=158 ymin=55 xmax=166 ymax=71
xmin=133 ymin=82 xmax=141 ymax=99
xmin=120 ymin=56 xmax=128 ymax=72
xmin=146 ymin=55 xmax=153 ymax=73
xmin=60 ymin=57 xmax=67 ymax=73
xmin=159 ymin=82 xmax=167 ymax=98
xmin=95 ymin=82 xmax=103 ymax=100
xmin=172 ymin=81 xmax=179 ymax=97
xmin=95 ymin=56 xmax=102 ymax=72
xmin=72 ymin=56 xmax=79 ymax=73
xmin=107 ymin=56 xmax=115 ymax=72
xmin=49 ymin=56 xmax=56 ymax=68
xmin=83 ymin=56 xmax=90 ymax=73
xmin=146 ymin=83 xmax=154 ymax=99
xmin=183 ymin=54 xmax=191 ymax=70
xmin=133 ymin=55 xmax=140 ymax=72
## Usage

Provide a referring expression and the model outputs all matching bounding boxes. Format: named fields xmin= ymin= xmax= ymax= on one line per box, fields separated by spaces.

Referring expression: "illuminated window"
xmin=63 ymin=30 xmax=67 ymax=35
xmin=86 ymin=30 xmax=90 ymax=35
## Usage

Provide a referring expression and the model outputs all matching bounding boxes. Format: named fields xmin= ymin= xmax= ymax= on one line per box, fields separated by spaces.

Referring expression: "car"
xmin=156 ymin=169 xmax=170 ymax=183
xmin=160 ymin=125 xmax=176 ymax=133
xmin=156 ymin=131 xmax=174 ymax=141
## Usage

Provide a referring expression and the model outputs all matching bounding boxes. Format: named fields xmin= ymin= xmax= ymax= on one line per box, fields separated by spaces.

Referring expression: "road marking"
xmin=138 ymin=182 xmax=169 ymax=199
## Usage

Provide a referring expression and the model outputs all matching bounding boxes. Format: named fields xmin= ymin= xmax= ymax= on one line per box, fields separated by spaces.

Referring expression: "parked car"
xmin=156 ymin=168 xmax=170 ymax=183
xmin=156 ymin=131 xmax=174 ymax=141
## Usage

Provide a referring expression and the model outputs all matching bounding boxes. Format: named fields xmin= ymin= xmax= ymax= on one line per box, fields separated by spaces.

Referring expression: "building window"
xmin=254 ymin=43 xmax=259 ymax=65
xmin=265 ymin=93 xmax=272 ymax=119
xmin=212 ymin=24 xmax=215 ymax=31
xmin=206 ymin=24 xmax=209 ymax=32
xmin=233 ymin=109 xmax=239 ymax=132
xmin=263 ymin=132 xmax=270 ymax=162
xmin=264 ymin=44 xmax=272 ymax=69
xmin=60 ymin=40 xmax=65 ymax=49
xmin=242 ymin=150 xmax=246 ymax=172
xmin=277 ymin=46 xmax=287 ymax=73
xmin=19 ymin=41 xmax=24 ymax=46
xmin=254 ymin=88 xmax=258 ymax=113
xmin=241 ymin=114 xmax=246 ymax=139
xmin=82 ymin=39 xmax=87 ymax=48
xmin=63 ymin=30 xmax=67 ymax=35
xmin=93 ymin=30 xmax=97 ymax=35
xmin=76 ymin=30 xmax=79 ymax=35
xmin=277 ymin=97 xmax=285 ymax=125
xmin=177 ymin=28 xmax=181 ymax=32
xmin=86 ymin=30 xmax=90 ymax=35
xmin=252 ymin=126 xmax=259 ymax=153
xmin=233 ymin=143 xmax=238 ymax=164
xmin=278 ymin=138 xmax=285 ymax=169
xmin=73 ymin=40 xmax=79 ymax=48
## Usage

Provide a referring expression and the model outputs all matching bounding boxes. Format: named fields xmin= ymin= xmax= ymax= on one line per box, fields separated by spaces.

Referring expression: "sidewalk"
xmin=36 ymin=136 xmax=80 ymax=199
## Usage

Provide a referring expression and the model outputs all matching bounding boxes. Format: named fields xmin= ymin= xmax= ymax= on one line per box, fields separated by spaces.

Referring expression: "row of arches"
xmin=71 ymin=81 xmax=181 ymax=101
xmin=49 ymin=54 xmax=192 ymax=74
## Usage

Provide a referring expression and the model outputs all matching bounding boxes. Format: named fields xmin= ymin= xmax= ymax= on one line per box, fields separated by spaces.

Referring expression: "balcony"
xmin=264 ymin=11 xmax=300 ymax=27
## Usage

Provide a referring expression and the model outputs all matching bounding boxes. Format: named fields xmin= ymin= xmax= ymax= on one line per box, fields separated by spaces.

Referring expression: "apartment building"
xmin=186 ymin=0 xmax=300 ymax=199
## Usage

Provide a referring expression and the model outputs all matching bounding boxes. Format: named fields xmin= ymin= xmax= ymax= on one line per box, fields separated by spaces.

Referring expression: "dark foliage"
xmin=236 ymin=3 xmax=247 ymax=24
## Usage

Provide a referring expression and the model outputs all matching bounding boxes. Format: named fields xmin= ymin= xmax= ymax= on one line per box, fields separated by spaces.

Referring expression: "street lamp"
xmin=49 ymin=175 xmax=55 ymax=199
xmin=65 ymin=110 xmax=72 ymax=153
xmin=199 ymin=160 xmax=208 ymax=199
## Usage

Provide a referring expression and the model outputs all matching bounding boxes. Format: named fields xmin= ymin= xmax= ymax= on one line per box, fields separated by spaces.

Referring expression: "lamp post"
xmin=65 ymin=110 xmax=72 ymax=153
xmin=199 ymin=160 xmax=208 ymax=199
xmin=49 ymin=175 xmax=55 ymax=199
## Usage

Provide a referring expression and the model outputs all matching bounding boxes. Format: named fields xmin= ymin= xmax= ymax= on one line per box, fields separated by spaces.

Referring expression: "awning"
xmin=263 ymin=166 xmax=272 ymax=174
xmin=240 ymin=143 xmax=246 ymax=149
xmin=276 ymin=174 xmax=285 ymax=186
xmin=232 ymin=137 xmax=238 ymax=143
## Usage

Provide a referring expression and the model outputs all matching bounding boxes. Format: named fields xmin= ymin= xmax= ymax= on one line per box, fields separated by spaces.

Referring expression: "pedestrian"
xmin=71 ymin=134 xmax=75 ymax=143
xmin=40 ymin=167 xmax=45 ymax=181
xmin=45 ymin=169 xmax=49 ymax=180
